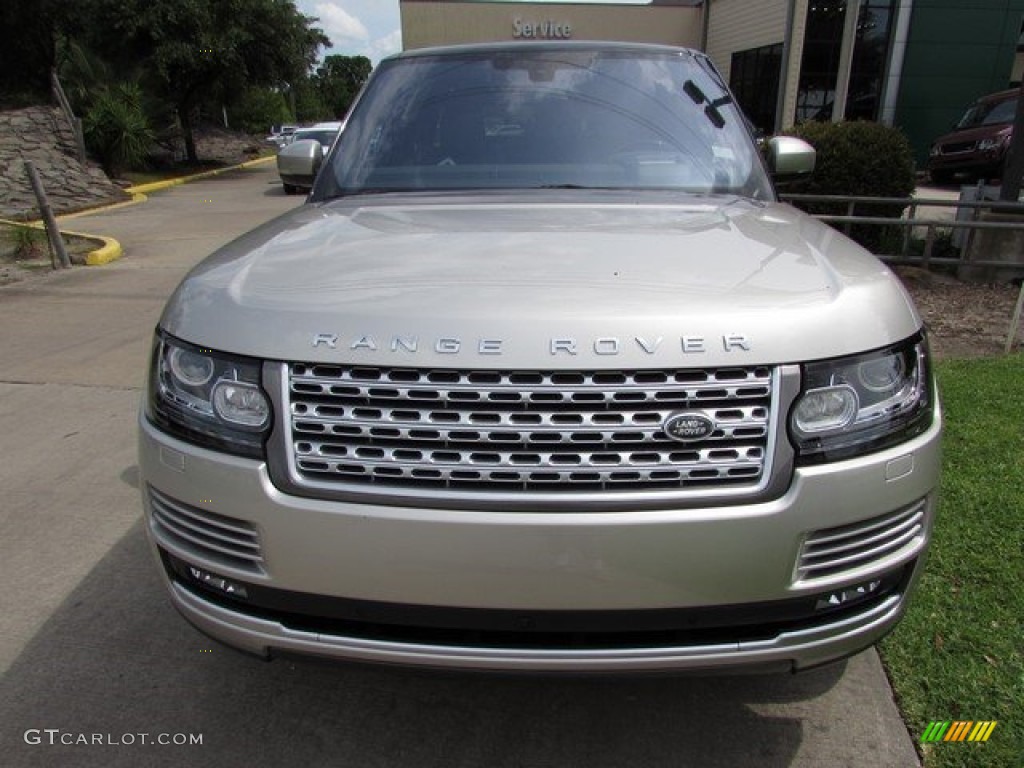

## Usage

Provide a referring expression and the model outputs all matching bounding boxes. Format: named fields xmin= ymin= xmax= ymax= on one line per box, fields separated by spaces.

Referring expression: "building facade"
xmin=400 ymin=0 xmax=704 ymax=52
xmin=399 ymin=0 xmax=1024 ymax=164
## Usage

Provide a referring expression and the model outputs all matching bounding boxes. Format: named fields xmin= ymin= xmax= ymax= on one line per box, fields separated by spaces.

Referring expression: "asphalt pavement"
xmin=0 ymin=162 xmax=921 ymax=767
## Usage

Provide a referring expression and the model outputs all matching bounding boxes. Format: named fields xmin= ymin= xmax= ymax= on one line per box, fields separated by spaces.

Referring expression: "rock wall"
xmin=0 ymin=106 xmax=129 ymax=219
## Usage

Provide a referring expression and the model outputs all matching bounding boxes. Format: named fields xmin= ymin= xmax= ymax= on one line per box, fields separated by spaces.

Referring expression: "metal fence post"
xmin=902 ymin=203 xmax=916 ymax=259
xmin=922 ymin=224 xmax=935 ymax=273
xmin=1006 ymin=280 xmax=1024 ymax=354
xmin=24 ymin=161 xmax=71 ymax=269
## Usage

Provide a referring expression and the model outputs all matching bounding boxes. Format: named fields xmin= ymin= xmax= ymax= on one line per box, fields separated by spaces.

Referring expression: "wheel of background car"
xmin=282 ymin=183 xmax=298 ymax=195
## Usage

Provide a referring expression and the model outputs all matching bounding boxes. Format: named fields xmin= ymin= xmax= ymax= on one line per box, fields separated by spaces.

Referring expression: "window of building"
xmin=844 ymin=0 xmax=895 ymax=120
xmin=729 ymin=43 xmax=783 ymax=135
xmin=796 ymin=0 xmax=895 ymax=123
xmin=796 ymin=2 xmax=848 ymax=122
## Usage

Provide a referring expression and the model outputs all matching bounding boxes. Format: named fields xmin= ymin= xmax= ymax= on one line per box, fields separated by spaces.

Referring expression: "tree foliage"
xmin=66 ymin=0 xmax=329 ymax=161
xmin=3 ymin=0 xmax=356 ymax=170
xmin=315 ymin=55 xmax=372 ymax=119
xmin=227 ymin=87 xmax=294 ymax=135
xmin=0 ymin=0 xmax=71 ymax=105
xmin=82 ymin=81 xmax=155 ymax=176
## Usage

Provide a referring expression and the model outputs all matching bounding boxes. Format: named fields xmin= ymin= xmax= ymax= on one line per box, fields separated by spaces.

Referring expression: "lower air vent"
xmin=797 ymin=499 xmax=927 ymax=583
xmin=148 ymin=487 xmax=264 ymax=573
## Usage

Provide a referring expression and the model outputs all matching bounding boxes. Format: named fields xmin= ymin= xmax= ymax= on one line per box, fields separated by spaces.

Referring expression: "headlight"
xmin=978 ymin=138 xmax=998 ymax=151
xmin=147 ymin=333 xmax=271 ymax=457
xmin=790 ymin=336 xmax=934 ymax=463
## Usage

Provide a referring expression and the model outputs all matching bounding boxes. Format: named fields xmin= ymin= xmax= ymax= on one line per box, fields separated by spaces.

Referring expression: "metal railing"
xmin=779 ymin=192 xmax=1024 ymax=273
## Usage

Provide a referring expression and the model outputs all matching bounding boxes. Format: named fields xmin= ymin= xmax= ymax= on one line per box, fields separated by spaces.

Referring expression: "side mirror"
xmin=277 ymin=139 xmax=325 ymax=189
xmin=766 ymin=136 xmax=816 ymax=178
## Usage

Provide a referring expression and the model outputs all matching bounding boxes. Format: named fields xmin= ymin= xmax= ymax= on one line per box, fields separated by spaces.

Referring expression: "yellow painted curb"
xmin=82 ymin=233 xmax=123 ymax=265
xmin=0 ymin=217 xmax=123 ymax=266
xmin=13 ymin=154 xmax=276 ymax=266
xmin=125 ymin=154 xmax=275 ymax=195
xmin=57 ymin=193 xmax=148 ymax=221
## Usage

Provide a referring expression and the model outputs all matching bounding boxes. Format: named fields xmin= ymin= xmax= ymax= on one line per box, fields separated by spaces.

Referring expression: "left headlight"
xmin=147 ymin=332 xmax=272 ymax=458
xmin=790 ymin=335 xmax=934 ymax=463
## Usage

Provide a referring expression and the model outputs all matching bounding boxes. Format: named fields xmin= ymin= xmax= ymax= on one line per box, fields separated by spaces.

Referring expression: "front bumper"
xmin=928 ymin=148 xmax=1005 ymax=176
xmin=139 ymin=411 xmax=941 ymax=672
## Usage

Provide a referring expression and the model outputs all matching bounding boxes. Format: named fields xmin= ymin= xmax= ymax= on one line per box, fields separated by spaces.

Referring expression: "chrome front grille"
xmin=284 ymin=363 xmax=777 ymax=495
xmin=148 ymin=487 xmax=264 ymax=572
xmin=796 ymin=499 xmax=927 ymax=583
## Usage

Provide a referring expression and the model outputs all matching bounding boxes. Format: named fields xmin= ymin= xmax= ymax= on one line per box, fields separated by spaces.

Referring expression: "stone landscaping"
xmin=0 ymin=106 xmax=266 ymax=221
xmin=0 ymin=106 xmax=129 ymax=219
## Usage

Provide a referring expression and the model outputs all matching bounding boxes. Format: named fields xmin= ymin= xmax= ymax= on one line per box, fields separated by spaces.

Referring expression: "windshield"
xmin=957 ymin=96 xmax=1017 ymax=129
xmin=314 ymin=46 xmax=773 ymax=200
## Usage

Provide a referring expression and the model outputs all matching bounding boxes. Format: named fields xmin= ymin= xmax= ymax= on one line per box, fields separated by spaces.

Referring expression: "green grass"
xmin=0 ymin=222 xmax=46 ymax=260
xmin=880 ymin=355 xmax=1024 ymax=767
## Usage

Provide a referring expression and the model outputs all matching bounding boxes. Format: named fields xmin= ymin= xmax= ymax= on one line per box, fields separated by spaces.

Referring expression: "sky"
xmin=295 ymin=0 xmax=651 ymax=65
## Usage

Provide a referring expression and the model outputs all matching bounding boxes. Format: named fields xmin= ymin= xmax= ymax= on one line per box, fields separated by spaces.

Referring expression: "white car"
xmin=276 ymin=122 xmax=343 ymax=194
xmin=264 ymin=124 xmax=297 ymax=148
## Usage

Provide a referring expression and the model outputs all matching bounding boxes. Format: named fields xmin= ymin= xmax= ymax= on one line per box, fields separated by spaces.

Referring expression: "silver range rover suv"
xmin=139 ymin=42 xmax=941 ymax=673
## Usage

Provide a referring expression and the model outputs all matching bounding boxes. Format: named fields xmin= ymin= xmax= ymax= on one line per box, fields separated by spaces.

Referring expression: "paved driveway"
xmin=0 ymin=163 xmax=920 ymax=767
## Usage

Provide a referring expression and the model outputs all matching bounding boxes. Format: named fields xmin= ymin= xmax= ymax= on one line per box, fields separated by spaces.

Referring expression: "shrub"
xmin=7 ymin=224 xmax=45 ymax=259
xmin=83 ymin=82 xmax=155 ymax=176
xmin=780 ymin=121 xmax=916 ymax=252
xmin=226 ymin=87 xmax=293 ymax=135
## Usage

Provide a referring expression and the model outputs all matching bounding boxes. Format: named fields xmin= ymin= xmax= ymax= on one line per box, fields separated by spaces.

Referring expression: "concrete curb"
xmin=23 ymin=155 xmax=276 ymax=267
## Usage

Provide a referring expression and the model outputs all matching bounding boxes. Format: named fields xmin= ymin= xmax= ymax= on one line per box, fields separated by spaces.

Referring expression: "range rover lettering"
xmin=140 ymin=42 xmax=941 ymax=672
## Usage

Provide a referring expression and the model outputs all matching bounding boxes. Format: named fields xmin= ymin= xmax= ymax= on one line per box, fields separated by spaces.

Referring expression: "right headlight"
xmin=790 ymin=335 xmax=934 ymax=463
xmin=147 ymin=332 xmax=272 ymax=458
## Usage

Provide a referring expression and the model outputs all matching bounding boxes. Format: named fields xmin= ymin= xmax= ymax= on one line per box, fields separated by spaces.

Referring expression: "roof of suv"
xmin=384 ymin=40 xmax=701 ymax=61
xmin=976 ymin=88 xmax=1018 ymax=104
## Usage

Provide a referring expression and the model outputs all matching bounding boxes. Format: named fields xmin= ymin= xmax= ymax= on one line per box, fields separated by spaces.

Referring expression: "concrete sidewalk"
xmin=0 ymin=165 xmax=921 ymax=767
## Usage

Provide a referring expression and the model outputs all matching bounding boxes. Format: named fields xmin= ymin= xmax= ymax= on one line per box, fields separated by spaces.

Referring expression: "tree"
xmin=225 ymin=86 xmax=293 ymax=135
xmin=69 ymin=0 xmax=328 ymax=162
xmin=292 ymin=78 xmax=330 ymax=124
xmin=0 ymin=0 xmax=72 ymax=104
xmin=315 ymin=55 xmax=372 ymax=119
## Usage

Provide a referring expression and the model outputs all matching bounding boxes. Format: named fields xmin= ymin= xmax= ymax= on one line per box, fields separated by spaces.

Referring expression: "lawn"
xmin=880 ymin=354 xmax=1023 ymax=767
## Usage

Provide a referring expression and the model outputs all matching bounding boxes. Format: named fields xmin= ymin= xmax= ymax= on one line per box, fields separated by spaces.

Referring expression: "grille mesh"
xmin=149 ymin=487 xmax=264 ymax=572
xmin=797 ymin=499 xmax=927 ymax=582
xmin=285 ymin=364 xmax=775 ymax=494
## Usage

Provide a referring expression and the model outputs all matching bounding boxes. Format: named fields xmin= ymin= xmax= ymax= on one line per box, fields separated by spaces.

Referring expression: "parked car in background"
xmin=277 ymin=122 xmax=343 ymax=194
xmin=265 ymin=124 xmax=298 ymax=148
xmin=928 ymin=88 xmax=1017 ymax=184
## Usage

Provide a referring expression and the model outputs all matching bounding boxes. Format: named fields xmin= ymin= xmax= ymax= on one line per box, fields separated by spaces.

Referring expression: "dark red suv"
xmin=927 ymin=88 xmax=1017 ymax=184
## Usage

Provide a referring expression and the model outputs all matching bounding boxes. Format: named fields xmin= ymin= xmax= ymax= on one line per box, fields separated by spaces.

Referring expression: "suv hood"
xmin=162 ymin=193 xmax=920 ymax=367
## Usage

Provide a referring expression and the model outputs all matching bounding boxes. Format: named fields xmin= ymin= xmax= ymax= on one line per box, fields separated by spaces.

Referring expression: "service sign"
xmin=512 ymin=17 xmax=572 ymax=39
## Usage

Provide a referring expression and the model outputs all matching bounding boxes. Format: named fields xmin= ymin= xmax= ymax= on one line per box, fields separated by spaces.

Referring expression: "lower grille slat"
xmin=796 ymin=500 xmax=927 ymax=582
xmin=149 ymin=488 xmax=264 ymax=572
